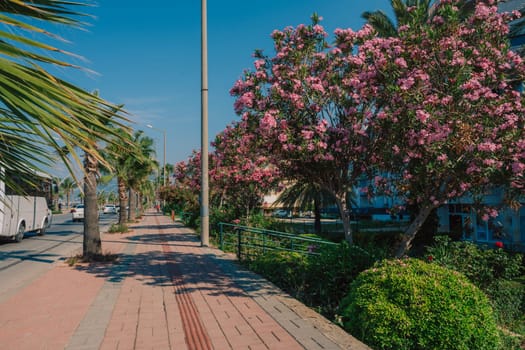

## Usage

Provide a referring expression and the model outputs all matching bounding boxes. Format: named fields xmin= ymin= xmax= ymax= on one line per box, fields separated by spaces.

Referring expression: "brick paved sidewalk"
xmin=0 ymin=211 xmax=369 ymax=350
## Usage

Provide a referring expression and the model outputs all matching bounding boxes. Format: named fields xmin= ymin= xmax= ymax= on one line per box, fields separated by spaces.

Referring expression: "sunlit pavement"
xmin=0 ymin=211 xmax=370 ymax=350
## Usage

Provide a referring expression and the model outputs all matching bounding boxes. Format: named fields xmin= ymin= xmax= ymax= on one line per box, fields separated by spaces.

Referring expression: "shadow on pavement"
xmin=72 ymin=227 xmax=277 ymax=298
xmin=0 ymin=250 xmax=58 ymax=264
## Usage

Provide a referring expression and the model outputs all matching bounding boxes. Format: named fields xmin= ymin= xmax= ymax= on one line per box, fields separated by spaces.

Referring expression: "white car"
xmin=71 ymin=204 xmax=84 ymax=222
xmin=272 ymin=209 xmax=291 ymax=218
xmin=103 ymin=204 xmax=118 ymax=214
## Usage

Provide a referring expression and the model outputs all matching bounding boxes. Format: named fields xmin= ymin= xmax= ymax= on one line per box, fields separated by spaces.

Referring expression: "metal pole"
xmin=163 ymin=130 xmax=166 ymax=187
xmin=200 ymin=0 xmax=209 ymax=247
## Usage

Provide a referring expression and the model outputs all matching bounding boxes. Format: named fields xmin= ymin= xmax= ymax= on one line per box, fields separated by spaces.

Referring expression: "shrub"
xmin=427 ymin=236 xmax=524 ymax=329
xmin=246 ymin=241 xmax=377 ymax=319
xmin=426 ymin=236 xmax=523 ymax=289
xmin=354 ymin=230 xmax=403 ymax=259
xmin=107 ymin=223 xmax=129 ymax=233
xmin=302 ymin=242 xmax=375 ymax=318
xmin=485 ymin=279 xmax=525 ymax=327
xmin=247 ymin=251 xmax=308 ymax=297
xmin=339 ymin=258 xmax=501 ymax=350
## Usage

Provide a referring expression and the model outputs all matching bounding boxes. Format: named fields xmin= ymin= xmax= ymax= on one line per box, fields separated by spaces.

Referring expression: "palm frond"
xmin=0 ymin=1 xmax=132 ymax=195
xmin=361 ymin=10 xmax=398 ymax=37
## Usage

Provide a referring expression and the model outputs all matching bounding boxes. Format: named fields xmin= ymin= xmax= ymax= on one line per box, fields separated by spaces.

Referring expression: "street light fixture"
xmin=146 ymin=124 xmax=167 ymax=187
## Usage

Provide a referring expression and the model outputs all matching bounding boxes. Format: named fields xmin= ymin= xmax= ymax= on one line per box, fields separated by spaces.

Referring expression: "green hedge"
xmin=247 ymin=242 xmax=376 ymax=318
xmin=339 ymin=258 xmax=501 ymax=350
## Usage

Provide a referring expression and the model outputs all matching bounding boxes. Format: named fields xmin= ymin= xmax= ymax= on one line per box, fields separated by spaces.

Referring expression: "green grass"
xmin=107 ymin=223 xmax=129 ymax=233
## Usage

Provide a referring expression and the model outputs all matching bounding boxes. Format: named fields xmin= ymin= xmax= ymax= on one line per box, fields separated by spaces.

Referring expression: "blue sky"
xmin=53 ymin=0 xmax=391 ymax=170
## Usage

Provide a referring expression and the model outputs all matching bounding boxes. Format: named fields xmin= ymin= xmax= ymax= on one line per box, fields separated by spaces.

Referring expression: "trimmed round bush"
xmin=339 ymin=258 xmax=501 ymax=350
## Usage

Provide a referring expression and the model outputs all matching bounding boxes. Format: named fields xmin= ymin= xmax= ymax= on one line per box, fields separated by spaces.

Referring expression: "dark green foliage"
xmin=209 ymin=207 xmax=239 ymax=232
xmin=247 ymin=251 xmax=308 ymax=296
xmin=354 ymin=230 xmax=403 ymax=259
xmin=339 ymin=258 xmax=501 ymax=350
xmin=247 ymin=241 xmax=376 ymax=318
xmin=426 ymin=236 xmax=523 ymax=288
xmin=427 ymin=236 xmax=524 ymax=338
xmin=486 ymin=279 xmax=525 ymax=326
xmin=301 ymin=242 xmax=375 ymax=318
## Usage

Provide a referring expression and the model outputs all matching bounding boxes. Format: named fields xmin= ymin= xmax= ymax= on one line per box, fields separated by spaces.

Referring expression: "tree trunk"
xmin=83 ymin=153 xmax=101 ymax=258
xmin=128 ymin=188 xmax=137 ymax=222
xmin=137 ymin=193 xmax=143 ymax=217
xmin=117 ymin=177 xmax=127 ymax=225
xmin=394 ymin=204 xmax=435 ymax=258
xmin=334 ymin=193 xmax=353 ymax=245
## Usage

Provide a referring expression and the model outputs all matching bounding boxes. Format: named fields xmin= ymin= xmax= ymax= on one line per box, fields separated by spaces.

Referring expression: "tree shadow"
xmin=72 ymin=232 xmax=278 ymax=298
xmin=0 ymin=250 xmax=58 ymax=264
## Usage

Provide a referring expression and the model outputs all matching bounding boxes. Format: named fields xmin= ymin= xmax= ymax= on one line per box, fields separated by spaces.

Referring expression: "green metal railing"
xmin=217 ymin=222 xmax=337 ymax=261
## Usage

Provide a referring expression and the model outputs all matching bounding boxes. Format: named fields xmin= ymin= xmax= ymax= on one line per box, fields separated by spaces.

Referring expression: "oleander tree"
xmin=230 ymin=1 xmax=525 ymax=251
xmin=165 ymin=150 xmax=203 ymax=215
xmin=211 ymin=121 xmax=281 ymax=219
xmin=230 ymin=15 xmax=383 ymax=244
xmin=361 ymin=0 xmax=525 ymax=256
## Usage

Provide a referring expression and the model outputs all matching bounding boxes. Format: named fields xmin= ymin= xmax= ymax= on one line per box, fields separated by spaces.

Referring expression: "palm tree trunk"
xmin=83 ymin=153 xmax=101 ymax=258
xmin=117 ymin=177 xmax=127 ymax=225
xmin=394 ymin=204 xmax=435 ymax=258
xmin=137 ymin=193 xmax=143 ymax=217
xmin=128 ymin=188 xmax=137 ymax=221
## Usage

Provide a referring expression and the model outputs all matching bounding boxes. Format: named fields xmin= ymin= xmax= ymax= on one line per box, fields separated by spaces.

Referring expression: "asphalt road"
xmin=0 ymin=212 xmax=118 ymax=303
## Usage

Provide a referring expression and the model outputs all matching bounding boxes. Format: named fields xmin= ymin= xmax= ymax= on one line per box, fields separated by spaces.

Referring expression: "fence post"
xmin=219 ymin=223 xmax=224 ymax=250
xmin=237 ymin=228 xmax=242 ymax=260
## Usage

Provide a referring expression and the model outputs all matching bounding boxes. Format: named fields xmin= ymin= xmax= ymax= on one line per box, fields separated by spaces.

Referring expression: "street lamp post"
xmin=201 ymin=0 xmax=209 ymax=247
xmin=146 ymin=124 xmax=166 ymax=187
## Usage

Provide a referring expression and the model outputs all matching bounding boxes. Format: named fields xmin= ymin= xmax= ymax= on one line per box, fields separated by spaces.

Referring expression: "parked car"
xmin=71 ymin=204 xmax=84 ymax=222
xmin=103 ymin=204 xmax=118 ymax=214
xmin=272 ymin=209 xmax=291 ymax=218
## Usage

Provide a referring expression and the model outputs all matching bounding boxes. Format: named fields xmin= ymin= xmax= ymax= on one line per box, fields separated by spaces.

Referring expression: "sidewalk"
xmin=0 ymin=211 xmax=370 ymax=350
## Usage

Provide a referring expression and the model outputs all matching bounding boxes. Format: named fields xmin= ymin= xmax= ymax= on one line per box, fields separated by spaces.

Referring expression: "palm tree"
xmin=97 ymin=190 xmax=108 ymax=207
xmin=102 ymin=128 xmax=132 ymax=225
xmin=126 ymin=131 xmax=157 ymax=221
xmin=103 ymin=129 xmax=157 ymax=225
xmin=274 ymin=182 xmax=341 ymax=234
xmin=362 ymin=0 xmax=475 ymax=37
xmin=164 ymin=163 xmax=174 ymax=185
xmin=0 ymin=1 xmax=129 ymax=193
xmin=82 ymin=100 xmax=127 ymax=258
xmin=60 ymin=177 xmax=76 ymax=209
xmin=137 ymin=180 xmax=156 ymax=214
xmin=108 ymin=191 xmax=118 ymax=205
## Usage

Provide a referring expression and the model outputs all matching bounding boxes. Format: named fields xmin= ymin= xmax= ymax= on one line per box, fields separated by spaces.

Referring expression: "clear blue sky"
xmin=54 ymin=0 xmax=391 ymax=169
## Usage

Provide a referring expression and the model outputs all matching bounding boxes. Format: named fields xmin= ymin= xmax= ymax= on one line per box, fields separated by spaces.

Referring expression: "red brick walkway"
xmin=0 ymin=211 xmax=369 ymax=350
